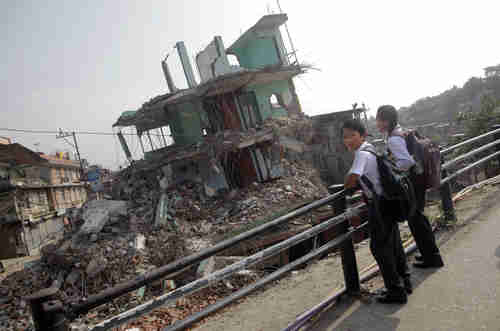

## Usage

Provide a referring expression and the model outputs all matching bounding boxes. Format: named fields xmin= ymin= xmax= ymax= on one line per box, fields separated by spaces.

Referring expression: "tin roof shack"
xmin=113 ymin=14 xmax=307 ymax=195
xmin=310 ymin=108 xmax=367 ymax=186
xmin=0 ymin=144 xmax=88 ymax=259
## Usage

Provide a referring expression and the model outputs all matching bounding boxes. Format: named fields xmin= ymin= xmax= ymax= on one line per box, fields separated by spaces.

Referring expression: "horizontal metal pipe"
xmin=442 ymin=139 xmax=500 ymax=170
xmin=440 ymin=128 xmax=500 ymax=155
xmin=441 ymin=150 xmax=500 ymax=185
xmin=71 ymin=189 xmax=345 ymax=316
xmin=90 ymin=204 xmax=363 ymax=330
xmin=284 ymin=242 xmax=418 ymax=331
xmin=163 ymin=223 xmax=368 ymax=331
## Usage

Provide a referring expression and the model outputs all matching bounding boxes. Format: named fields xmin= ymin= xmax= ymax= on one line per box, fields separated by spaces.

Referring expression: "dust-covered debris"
xmin=0 ymin=115 xmax=332 ymax=330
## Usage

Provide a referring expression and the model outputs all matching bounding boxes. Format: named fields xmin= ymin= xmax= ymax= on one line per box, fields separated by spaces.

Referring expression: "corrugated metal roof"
xmin=0 ymin=143 xmax=47 ymax=166
xmin=40 ymin=154 xmax=81 ymax=168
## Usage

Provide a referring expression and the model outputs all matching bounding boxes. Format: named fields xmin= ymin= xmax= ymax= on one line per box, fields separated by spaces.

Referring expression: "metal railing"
xmin=24 ymin=126 xmax=500 ymax=331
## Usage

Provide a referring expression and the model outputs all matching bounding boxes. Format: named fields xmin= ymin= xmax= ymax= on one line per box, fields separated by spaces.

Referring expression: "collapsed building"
xmin=113 ymin=14 xmax=366 ymax=195
xmin=113 ymin=14 xmax=312 ymax=195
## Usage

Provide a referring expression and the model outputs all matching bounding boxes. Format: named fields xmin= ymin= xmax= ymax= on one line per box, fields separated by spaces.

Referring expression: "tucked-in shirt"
xmin=348 ymin=142 xmax=383 ymax=198
xmin=387 ymin=127 xmax=415 ymax=171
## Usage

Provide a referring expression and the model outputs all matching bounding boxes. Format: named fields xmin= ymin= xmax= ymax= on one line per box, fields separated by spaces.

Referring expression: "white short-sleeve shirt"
xmin=387 ymin=136 xmax=415 ymax=171
xmin=348 ymin=142 xmax=383 ymax=198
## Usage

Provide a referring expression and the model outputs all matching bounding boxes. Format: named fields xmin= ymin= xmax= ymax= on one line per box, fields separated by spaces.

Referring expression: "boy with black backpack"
xmin=342 ymin=119 xmax=410 ymax=304
xmin=376 ymin=105 xmax=444 ymax=269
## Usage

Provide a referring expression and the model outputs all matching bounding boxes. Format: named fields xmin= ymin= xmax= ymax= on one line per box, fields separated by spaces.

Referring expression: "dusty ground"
xmin=193 ymin=183 xmax=500 ymax=331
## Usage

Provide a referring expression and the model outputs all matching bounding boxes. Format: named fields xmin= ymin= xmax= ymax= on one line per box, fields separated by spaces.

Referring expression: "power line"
xmin=0 ymin=128 xmax=162 ymax=137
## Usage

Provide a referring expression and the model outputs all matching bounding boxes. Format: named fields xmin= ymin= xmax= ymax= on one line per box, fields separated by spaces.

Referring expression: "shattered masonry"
xmin=113 ymin=14 xmax=308 ymax=195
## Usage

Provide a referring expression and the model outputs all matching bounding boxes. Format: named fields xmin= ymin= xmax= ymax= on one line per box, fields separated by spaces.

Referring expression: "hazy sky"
xmin=2 ymin=0 xmax=499 ymax=169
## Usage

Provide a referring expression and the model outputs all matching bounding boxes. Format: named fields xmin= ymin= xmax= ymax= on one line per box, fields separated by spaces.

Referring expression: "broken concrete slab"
xmin=78 ymin=200 xmax=127 ymax=235
xmin=134 ymin=234 xmax=146 ymax=251
xmin=154 ymin=193 xmax=171 ymax=228
xmin=197 ymin=256 xmax=216 ymax=278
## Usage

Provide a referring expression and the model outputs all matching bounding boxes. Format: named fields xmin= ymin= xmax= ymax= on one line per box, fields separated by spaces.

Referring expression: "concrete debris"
xmin=86 ymin=257 xmax=108 ymax=277
xmin=0 ymin=114 xmax=330 ymax=329
xmin=197 ymin=256 xmax=216 ymax=279
xmin=79 ymin=200 xmax=127 ymax=235
xmin=134 ymin=234 xmax=146 ymax=251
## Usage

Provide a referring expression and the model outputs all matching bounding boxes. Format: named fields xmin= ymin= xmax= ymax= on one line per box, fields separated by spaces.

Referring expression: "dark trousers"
xmin=408 ymin=171 xmax=441 ymax=261
xmin=368 ymin=198 xmax=407 ymax=291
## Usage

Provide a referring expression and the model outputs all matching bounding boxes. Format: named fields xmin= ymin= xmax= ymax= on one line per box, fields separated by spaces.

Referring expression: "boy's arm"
xmin=344 ymin=151 xmax=367 ymax=192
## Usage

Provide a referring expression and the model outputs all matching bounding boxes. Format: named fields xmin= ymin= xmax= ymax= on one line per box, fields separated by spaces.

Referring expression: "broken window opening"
xmin=159 ymin=126 xmax=174 ymax=147
xmin=139 ymin=126 xmax=175 ymax=155
xmin=269 ymin=93 xmax=284 ymax=109
xmin=227 ymin=54 xmax=240 ymax=67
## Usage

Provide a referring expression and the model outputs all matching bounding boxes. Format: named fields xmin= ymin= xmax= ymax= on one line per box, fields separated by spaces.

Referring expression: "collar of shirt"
xmin=355 ymin=141 xmax=370 ymax=153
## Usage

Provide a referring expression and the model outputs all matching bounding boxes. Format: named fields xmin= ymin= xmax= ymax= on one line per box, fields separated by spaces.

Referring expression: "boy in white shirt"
xmin=376 ymin=105 xmax=444 ymax=269
xmin=343 ymin=119 xmax=409 ymax=304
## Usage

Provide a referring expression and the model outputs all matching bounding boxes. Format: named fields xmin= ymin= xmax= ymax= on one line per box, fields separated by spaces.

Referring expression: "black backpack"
xmin=360 ymin=147 xmax=416 ymax=223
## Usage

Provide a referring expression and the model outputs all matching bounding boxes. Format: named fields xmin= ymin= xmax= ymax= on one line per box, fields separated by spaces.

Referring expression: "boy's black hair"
xmin=376 ymin=105 xmax=398 ymax=134
xmin=342 ymin=118 xmax=367 ymax=136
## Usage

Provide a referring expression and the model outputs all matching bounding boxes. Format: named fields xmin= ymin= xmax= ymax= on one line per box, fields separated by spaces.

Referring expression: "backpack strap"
xmin=360 ymin=174 xmax=377 ymax=196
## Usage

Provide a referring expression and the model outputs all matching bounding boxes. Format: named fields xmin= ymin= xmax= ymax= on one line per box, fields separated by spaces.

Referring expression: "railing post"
xmin=439 ymin=167 xmax=457 ymax=223
xmin=492 ymin=124 xmax=500 ymax=168
xmin=329 ymin=184 xmax=360 ymax=295
xmin=25 ymin=288 xmax=68 ymax=331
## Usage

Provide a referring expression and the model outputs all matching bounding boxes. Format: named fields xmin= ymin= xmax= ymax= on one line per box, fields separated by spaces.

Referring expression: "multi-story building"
xmin=0 ymin=144 xmax=87 ymax=259
xmin=113 ymin=14 xmax=305 ymax=194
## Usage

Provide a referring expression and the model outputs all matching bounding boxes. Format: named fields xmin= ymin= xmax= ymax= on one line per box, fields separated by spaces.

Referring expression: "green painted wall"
xmin=168 ymin=101 xmax=204 ymax=146
xmin=232 ymin=37 xmax=281 ymax=69
xmin=246 ymin=80 xmax=292 ymax=120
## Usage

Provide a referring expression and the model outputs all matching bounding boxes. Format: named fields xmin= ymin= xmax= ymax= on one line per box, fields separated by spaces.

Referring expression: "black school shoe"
xmin=413 ymin=254 xmax=444 ymax=269
xmin=376 ymin=289 xmax=408 ymax=304
xmin=403 ymin=277 xmax=413 ymax=294
xmin=377 ymin=278 xmax=413 ymax=296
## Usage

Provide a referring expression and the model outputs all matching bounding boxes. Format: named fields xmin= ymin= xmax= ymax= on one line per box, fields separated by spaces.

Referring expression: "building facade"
xmin=0 ymin=144 xmax=87 ymax=259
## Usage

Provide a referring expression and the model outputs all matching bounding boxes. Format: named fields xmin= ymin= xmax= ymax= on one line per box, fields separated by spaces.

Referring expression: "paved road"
xmin=313 ymin=194 xmax=500 ymax=331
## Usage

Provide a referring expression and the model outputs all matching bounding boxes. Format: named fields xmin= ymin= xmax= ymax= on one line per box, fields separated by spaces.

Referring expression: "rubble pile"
xmin=0 ymin=115 xmax=329 ymax=329
xmin=263 ymin=114 xmax=315 ymax=145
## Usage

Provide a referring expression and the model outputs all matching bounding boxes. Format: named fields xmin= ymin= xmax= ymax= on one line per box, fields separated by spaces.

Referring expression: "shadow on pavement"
xmin=495 ymin=245 xmax=500 ymax=270
xmin=311 ymin=264 xmax=439 ymax=331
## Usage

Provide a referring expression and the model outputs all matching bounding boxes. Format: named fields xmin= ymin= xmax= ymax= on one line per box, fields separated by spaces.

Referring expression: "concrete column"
xmin=176 ymin=41 xmax=197 ymax=88
xmin=161 ymin=57 xmax=178 ymax=93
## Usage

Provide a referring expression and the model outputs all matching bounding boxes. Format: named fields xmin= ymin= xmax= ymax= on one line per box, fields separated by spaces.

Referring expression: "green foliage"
xmin=457 ymin=95 xmax=500 ymax=138
xmin=452 ymin=95 xmax=500 ymax=159
xmin=399 ymin=69 xmax=500 ymax=126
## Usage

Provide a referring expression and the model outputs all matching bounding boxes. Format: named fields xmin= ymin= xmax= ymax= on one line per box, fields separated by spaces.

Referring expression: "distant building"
xmin=0 ymin=144 xmax=87 ymax=259
xmin=484 ymin=64 xmax=500 ymax=78
xmin=40 ymin=154 xmax=82 ymax=185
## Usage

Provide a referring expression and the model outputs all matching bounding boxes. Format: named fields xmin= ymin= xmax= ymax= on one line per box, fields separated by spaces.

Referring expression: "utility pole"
xmin=56 ymin=129 xmax=84 ymax=180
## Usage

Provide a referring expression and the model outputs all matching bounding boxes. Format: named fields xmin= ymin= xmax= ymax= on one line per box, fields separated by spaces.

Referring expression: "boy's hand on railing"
xmin=344 ymin=187 xmax=357 ymax=196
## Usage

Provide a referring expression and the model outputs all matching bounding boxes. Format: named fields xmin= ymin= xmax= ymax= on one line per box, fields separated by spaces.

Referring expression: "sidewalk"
xmin=312 ymin=189 xmax=500 ymax=331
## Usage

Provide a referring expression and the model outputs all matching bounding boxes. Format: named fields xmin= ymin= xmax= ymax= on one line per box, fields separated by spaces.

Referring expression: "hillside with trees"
xmin=399 ymin=64 xmax=500 ymax=127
